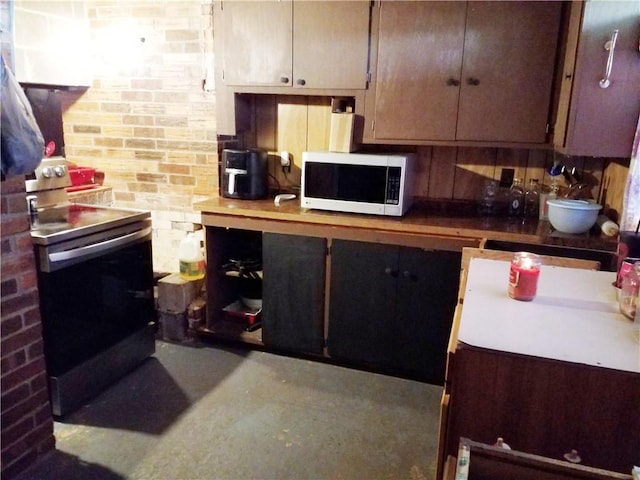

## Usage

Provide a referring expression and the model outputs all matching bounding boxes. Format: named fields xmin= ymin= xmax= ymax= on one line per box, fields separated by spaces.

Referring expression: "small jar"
xmin=619 ymin=261 xmax=640 ymax=320
xmin=508 ymin=252 xmax=541 ymax=301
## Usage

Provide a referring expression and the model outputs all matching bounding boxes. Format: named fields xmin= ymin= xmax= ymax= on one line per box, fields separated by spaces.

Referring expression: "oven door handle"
xmin=48 ymin=227 xmax=152 ymax=264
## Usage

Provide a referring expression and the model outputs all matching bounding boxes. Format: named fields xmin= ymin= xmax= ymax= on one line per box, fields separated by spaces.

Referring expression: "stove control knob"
xmin=53 ymin=165 xmax=66 ymax=177
xmin=41 ymin=167 xmax=53 ymax=178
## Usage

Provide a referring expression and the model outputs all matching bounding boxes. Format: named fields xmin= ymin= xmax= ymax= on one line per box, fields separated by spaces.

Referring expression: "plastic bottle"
xmin=508 ymin=178 xmax=524 ymax=217
xmin=524 ymin=178 xmax=540 ymax=218
xmin=179 ymin=233 xmax=205 ymax=281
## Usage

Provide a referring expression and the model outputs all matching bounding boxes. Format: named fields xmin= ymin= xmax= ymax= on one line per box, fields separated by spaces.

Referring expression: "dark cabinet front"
xmin=262 ymin=233 xmax=326 ymax=354
xmin=327 ymin=240 xmax=460 ymax=384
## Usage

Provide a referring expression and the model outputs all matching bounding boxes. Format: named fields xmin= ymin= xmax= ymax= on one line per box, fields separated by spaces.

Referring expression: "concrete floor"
xmin=14 ymin=341 xmax=443 ymax=480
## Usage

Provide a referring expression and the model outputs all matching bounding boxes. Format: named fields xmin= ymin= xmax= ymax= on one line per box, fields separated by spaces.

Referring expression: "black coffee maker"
xmin=221 ymin=149 xmax=268 ymax=199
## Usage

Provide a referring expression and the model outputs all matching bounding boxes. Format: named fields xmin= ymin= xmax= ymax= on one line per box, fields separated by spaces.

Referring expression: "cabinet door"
xmin=456 ymin=2 xmax=561 ymax=143
xmin=221 ymin=1 xmax=293 ymax=87
xmin=293 ymin=2 xmax=370 ymax=89
xmin=393 ymin=248 xmax=460 ymax=384
xmin=555 ymin=1 xmax=640 ymax=158
xmin=262 ymin=233 xmax=326 ymax=354
xmin=327 ymin=240 xmax=397 ymax=366
xmin=370 ymin=1 xmax=466 ymax=141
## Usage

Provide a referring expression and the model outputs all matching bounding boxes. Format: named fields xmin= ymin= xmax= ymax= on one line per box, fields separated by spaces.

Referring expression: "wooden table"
xmin=459 ymin=258 xmax=639 ymax=373
xmin=441 ymin=258 xmax=640 ymax=474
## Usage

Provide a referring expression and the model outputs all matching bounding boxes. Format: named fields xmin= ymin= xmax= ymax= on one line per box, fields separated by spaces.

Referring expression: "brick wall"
xmin=1 ymin=176 xmax=55 ymax=479
xmin=59 ymin=0 xmax=218 ymax=273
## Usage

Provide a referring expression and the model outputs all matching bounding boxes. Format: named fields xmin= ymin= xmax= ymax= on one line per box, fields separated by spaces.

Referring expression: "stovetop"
xmin=30 ymin=203 xmax=150 ymax=246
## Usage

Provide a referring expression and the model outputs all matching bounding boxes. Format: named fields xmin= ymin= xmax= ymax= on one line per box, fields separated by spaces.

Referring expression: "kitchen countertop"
xmin=458 ymin=258 xmax=639 ymax=373
xmin=194 ymin=196 xmax=618 ymax=253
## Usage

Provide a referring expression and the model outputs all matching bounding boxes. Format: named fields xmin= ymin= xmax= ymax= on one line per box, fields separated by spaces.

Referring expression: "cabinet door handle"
xmin=384 ymin=267 xmax=398 ymax=278
xmin=599 ymin=30 xmax=619 ymax=89
xmin=280 ymin=76 xmax=290 ymax=84
xmin=466 ymin=77 xmax=480 ymax=86
xmin=446 ymin=78 xmax=460 ymax=87
xmin=296 ymin=78 xmax=306 ymax=86
xmin=563 ymin=449 xmax=581 ymax=464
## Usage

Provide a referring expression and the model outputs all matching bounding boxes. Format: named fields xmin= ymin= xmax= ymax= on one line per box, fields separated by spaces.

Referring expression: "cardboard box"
xmin=159 ymin=310 xmax=187 ymax=342
xmin=157 ymin=273 xmax=204 ymax=313
xmin=329 ymin=113 xmax=356 ymax=153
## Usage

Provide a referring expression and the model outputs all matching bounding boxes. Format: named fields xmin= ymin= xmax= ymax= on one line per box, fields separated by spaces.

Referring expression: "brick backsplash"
xmin=58 ymin=0 xmax=218 ymax=273
xmin=0 ymin=177 xmax=55 ymax=480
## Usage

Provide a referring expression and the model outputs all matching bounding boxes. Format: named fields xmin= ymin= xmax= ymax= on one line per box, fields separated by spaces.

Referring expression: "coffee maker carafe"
xmin=221 ymin=149 xmax=268 ymax=200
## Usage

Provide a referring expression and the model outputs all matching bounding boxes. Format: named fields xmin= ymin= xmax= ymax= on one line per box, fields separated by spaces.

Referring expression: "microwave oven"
xmin=301 ymin=151 xmax=415 ymax=216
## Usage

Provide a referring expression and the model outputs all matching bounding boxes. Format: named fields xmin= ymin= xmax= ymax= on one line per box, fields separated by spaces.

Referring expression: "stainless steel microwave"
xmin=301 ymin=152 xmax=415 ymax=216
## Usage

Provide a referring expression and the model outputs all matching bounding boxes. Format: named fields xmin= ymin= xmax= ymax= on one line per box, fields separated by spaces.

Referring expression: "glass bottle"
xmin=524 ymin=179 xmax=540 ymax=218
xmin=508 ymin=178 xmax=525 ymax=217
xmin=619 ymin=261 xmax=640 ymax=320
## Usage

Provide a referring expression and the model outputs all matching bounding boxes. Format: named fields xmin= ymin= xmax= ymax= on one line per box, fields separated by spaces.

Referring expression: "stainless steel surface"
xmin=25 ymin=157 xmax=71 ymax=193
xmin=36 ymin=220 xmax=152 ymax=272
xmin=30 ymin=205 xmax=151 ymax=246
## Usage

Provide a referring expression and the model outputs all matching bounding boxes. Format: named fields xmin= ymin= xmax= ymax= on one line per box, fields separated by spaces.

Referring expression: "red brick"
xmin=1 ymin=176 xmax=27 ymax=194
xmin=1 ymin=238 xmax=11 ymax=254
xmin=1 ymin=215 xmax=30 ymax=236
xmin=29 ymin=373 xmax=48 ymax=395
xmin=1 ymin=278 xmax=18 ymax=297
xmin=27 ymin=341 xmax=44 ymax=361
xmin=0 ymin=384 xmax=30 ymax=410
xmin=1 ymin=349 xmax=27 ymax=375
xmin=19 ymin=270 xmax=39 ymax=291
xmin=6 ymin=194 xmax=28 ymax=215
xmin=0 ymin=416 xmax=34 ymax=447
xmin=2 ymin=388 xmax=50 ymax=429
xmin=33 ymin=403 xmax=54 ymax=430
xmin=0 ymin=315 xmax=22 ymax=337
xmin=0 ymin=291 xmax=40 ymax=318
xmin=16 ymin=232 xmax=34 ymax=252
xmin=23 ymin=307 xmax=42 ymax=327
xmin=1 ymin=441 xmax=38 ymax=479
xmin=0 ymin=356 xmax=47 ymax=393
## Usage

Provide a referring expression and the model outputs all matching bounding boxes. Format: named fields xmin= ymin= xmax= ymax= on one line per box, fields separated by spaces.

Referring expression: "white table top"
xmin=458 ymin=258 xmax=640 ymax=373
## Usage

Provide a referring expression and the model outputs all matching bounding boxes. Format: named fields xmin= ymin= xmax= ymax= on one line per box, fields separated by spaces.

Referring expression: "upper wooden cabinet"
xmin=364 ymin=1 xmax=562 ymax=145
xmin=218 ymin=0 xmax=370 ymax=89
xmin=554 ymin=0 xmax=640 ymax=159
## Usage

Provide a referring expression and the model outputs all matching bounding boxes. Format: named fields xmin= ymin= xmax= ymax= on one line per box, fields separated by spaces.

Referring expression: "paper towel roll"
xmin=596 ymin=215 xmax=620 ymax=236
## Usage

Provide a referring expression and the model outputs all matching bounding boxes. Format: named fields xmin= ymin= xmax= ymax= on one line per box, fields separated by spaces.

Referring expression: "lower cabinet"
xmin=327 ymin=239 xmax=461 ymax=384
xmin=262 ymin=233 xmax=326 ymax=354
xmin=203 ymin=228 xmax=461 ymax=383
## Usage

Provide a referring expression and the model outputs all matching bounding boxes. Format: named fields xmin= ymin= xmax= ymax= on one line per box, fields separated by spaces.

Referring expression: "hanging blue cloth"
xmin=1 ymin=54 xmax=44 ymax=177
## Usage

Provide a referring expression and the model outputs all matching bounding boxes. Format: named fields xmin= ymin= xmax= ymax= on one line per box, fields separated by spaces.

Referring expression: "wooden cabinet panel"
xmin=446 ymin=346 xmax=640 ymax=473
xmin=366 ymin=1 xmax=561 ymax=145
xmin=456 ymin=2 xmax=561 ymax=143
xmin=371 ymin=1 xmax=466 ymax=141
xmin=293 ymin=2 xmax=370 ymax=89
xmin=328 ymin=240 xmax=460 ymax=382
xmin=393 ymin=248 xmax=460 ymax=383
xmin=219 ymin=0 xmax=369 ymax=89
xmin=262 ymin=233 xmax=326 ymax=354
xmin=554 ymin=0 xmax=640 ymax=158
xmin=327 ymin=240 xmax=397 ymax=365
xmin=221 ymin=1 xmax=293 ymax=87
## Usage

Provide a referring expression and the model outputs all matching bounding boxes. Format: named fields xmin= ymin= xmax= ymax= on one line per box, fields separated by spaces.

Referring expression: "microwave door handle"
xmin=48 ymin=227 xmax=152 ymax=265
xmin=228 ymin=172 xmax=235 ymax=195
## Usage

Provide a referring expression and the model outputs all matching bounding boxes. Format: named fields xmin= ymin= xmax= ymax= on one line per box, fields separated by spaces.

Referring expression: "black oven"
xmin=27 ymin=159 xmax=156 ymax=416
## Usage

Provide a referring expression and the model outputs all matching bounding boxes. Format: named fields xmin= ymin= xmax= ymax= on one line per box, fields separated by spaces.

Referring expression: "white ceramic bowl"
xmin=546 ymin=199 xmax=601 ymax=234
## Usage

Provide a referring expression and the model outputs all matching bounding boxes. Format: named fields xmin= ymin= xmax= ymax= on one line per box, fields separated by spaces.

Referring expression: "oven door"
xmin=36 ymin=222 xmax=155 ymax=415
